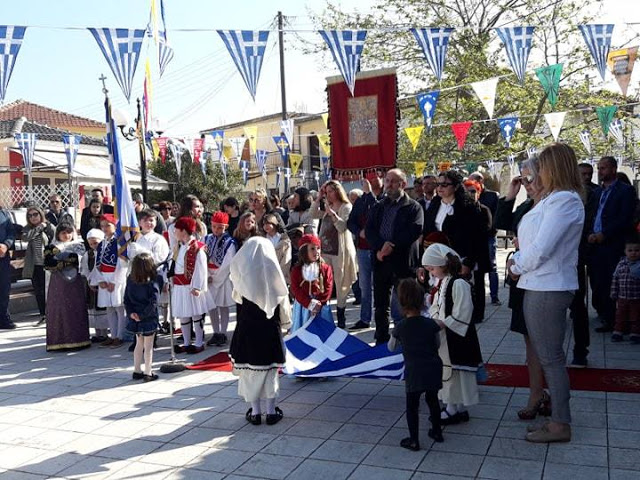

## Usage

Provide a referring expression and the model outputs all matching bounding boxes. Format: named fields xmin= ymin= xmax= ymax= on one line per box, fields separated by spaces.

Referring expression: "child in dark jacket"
xmin=389 ymin=278 xmax=444 ymax=451
xmin=125 ymin=253 xmax=164 ymax=381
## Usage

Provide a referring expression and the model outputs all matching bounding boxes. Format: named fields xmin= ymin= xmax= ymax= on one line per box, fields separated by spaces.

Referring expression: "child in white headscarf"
xmin=80 ymin=228 xmax=108 ymax=342
xmin=229 ymin=236 xmax=292 ymax=426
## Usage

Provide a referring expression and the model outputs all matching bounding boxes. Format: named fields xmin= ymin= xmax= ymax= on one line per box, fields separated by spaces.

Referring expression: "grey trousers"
xmin=523 ymin=290 xmax=574 ymax=424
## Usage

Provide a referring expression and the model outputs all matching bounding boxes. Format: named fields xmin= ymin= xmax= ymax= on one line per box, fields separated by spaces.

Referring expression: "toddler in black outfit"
xmin=389 ymin=278 xmax=444 ymax=451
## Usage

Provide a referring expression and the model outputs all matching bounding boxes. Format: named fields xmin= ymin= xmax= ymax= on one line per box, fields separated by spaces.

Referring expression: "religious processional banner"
xmin=326 ymin=68 xmax=397 ymax=177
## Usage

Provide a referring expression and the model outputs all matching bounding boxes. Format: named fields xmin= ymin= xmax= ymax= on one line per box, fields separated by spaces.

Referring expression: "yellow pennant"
xmin=243 ymin=126 xmax=258 ymax=154
xmin=321 ymin=113 xmax=329 ymax=128
xmin=317 ymin=134 xmax=331 ymax=156
xmin=223 ymin=145 xmax=234 ymax=161
xmin=151 ymin=138 xmax=160 ymax=160
xmin=289 ymin=153 xmax=303 ymax=175
xmin=414 ymin=161 xmax=427 ymax=177
xmin=405 ymin=126 xmax=424 ymax=151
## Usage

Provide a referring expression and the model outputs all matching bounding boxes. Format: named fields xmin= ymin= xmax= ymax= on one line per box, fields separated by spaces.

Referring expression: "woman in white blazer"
xmin=508 ymin=142 xmax=585 ymax=444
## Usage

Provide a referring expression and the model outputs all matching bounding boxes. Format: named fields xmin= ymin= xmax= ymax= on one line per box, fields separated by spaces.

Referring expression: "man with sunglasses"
xmin=45 ymin=194 xmax=73 ymax=227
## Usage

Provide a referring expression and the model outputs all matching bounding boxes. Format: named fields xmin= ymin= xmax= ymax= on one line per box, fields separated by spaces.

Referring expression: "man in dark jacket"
xmin=366 ymin=169 xmax=424 ymax=344
xmin=45 ymin=194 xmax=74 ymax=227
xmin=0 ymin=206 xmax=16 ymax=329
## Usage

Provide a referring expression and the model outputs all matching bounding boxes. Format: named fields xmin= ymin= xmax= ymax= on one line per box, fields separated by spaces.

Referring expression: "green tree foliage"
xmin=310 ymin=0 xmax=638 ymax=174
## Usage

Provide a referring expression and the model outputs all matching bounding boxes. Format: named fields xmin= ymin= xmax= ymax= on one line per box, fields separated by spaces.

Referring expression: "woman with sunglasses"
xmin=248 ymin=189 xmax=283 ymax=235
xmin=158 ymin=201 xmax=175 ymax=226
xmin=22 ymin=205 xmax=55 ymax=325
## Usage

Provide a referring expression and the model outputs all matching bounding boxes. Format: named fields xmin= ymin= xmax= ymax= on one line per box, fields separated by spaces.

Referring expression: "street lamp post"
xmin=113 ymin=98 xmax=148 ymax=203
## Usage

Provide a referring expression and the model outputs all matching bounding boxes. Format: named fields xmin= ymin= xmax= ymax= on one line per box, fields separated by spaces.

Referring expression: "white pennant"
xmin=280 ymin=119 xmax=295 ymax=148
xmin=471 ymin=77 xmax=499 ymax=119
xmin=544 ymin=112 xmax=566 ymax=141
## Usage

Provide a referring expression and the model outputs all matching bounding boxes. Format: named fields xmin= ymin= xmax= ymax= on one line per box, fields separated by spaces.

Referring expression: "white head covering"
xmin=422 ymin=243 xmax=460 ymax=267
xmin=230 ymin=236 xmax=291 ymax=325
xmin=86 ymin=228 xmax=105 ymax=242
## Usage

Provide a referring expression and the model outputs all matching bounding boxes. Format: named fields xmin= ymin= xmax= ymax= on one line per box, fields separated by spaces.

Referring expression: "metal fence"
xmin=0 ymin=184 xmax=75 ymax=210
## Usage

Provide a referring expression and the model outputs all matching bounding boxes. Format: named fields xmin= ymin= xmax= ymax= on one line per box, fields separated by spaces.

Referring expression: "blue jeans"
xmin=356 ymin=249 xmax=373 ymax=323
xmin=488 ymin=237 xmax=499 ymax=301
xmin=0 ymin=256 xmax=11 ymax=325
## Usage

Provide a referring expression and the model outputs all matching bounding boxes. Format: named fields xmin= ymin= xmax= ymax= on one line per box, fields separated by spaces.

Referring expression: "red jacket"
xmin=290 ymin=261 xmax=333 ymax=309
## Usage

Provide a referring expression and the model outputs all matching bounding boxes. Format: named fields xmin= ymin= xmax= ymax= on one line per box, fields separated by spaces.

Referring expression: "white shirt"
xmin=435 ymin=199 xmax=455 ymax=231
xmin=510 ymin=190 xmax=584 ymax=291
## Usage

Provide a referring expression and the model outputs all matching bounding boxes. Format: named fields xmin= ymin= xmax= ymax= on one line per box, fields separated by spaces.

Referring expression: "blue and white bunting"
xmin=221 ymin=158 xmax=228 ymax=185
xmin=579 ymin=24 xmax=614 ymax=81
xmin=273 ymin=135 xmax=290 ymax=166
xmin=527 ymin=146 xmax=538 ymax=159
xmin=319 ymin=30 xmax=367 ymax=96
xmin=609 ymin=118 xmax=624 ymax=146
xmin=158 ymin=36 xmax=174 ymax=78
xmin=217 ymin=30 xmax=269 ymax=101
xmin=240 ymin=160 xmax=249 ymax=185
xmin=497 ymin=117 xmax=519 ymax=148
xmin=255 ymin=149 xmax=268 ymax=175
xmin=275 ymin=166 xmax=281 ymax=190
xmin=283 ymin=167 xmax=291 ymax=192
xmin=416 ymin=91 xmax=440 ymax=130
xmin=88 ymin=28 xmax=146 ymax=102
xmin=62 ymin=134 xmax=81 ymax=176
xmin=579 ymin=129 xmax=592 ymax=155
xmin=105 ymin=96 xmax=139 ymax=259
xmin=14 ymin=132 xmax=36 ymax=176
xmin=410 ymin=27 xmax=453 ymax=82
xmin=0 ymin=26 xmax=27 ymax=103
xmin=210 ymin=130 xmax=225 ymax=161
xmin=495 ymin=26 xmax=535 ymax=84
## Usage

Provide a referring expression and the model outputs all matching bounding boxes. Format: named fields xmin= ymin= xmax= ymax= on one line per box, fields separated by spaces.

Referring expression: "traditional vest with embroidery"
xmin=173 ymin=238 xmax=205 ymax=284
xmin=96 ymin=236 xmax=118 ymax=272
xmin=204 ymin=232 xmax=235 ymax=269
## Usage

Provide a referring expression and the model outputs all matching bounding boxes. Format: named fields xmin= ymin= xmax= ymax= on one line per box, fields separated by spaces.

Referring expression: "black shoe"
xmin=375 ymin=337 xmax=390 ymax=346
xmin=440 ymin=410 xmax=470 ymax=426
xmin=491 ymin=299 xmax=502 ymax=306
xmin=428 ymin=428 xmax=444 ymax=443
xmin=400 ymin=437 xmax=420 ymax=451
xmin=143 ymin=373 xmax=159 ymax=382
xmin=186 ymin=344 xmax=204 ymax=354
xmin=174 ymin=344 xmax=187 ymax=354
xmin=570 ymin=356 xmax=588 ymax=368
xmin=0 ymin=322 xmax=16 ymax=330
xmin=132 ymin=371 xmax=145 ymax=380
xmin=218 ymin=334 xmax=228 ymax=346
xmin=207 ymin=333 xmax=221 ymax=346
xmin=349 ymin=320 xmax=370 ymax=331
xmin=352 ymin=299 xmax=362 ymax=306
xmin=246 ymin=408 xmax=261 ymax=425
xmin=596 ymin=325 xmax=613 ymax=333
xmin=337 ymin=307 xmax=346 ymax=329
xmin=35 ymin=316 xmax=46 ymax=326
xmin=266 ymin=407 xmax=284 ymax=425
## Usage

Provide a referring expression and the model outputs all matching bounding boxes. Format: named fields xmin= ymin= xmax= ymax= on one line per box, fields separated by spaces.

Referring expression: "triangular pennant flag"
xmin=471 ymin=78 xmax=499 ymax=119
xmin=220 ymin=158 xmax=228 ymax=185
xmin=284 ymin=167 xmax=291 ymax=192
xmin=217 ymin=30 xmax=269 ymax=101
xmin=317 ymin=134 xmax=331 ymax=157
xmin=451 ymin=122 xmax=472 ymax=150
xmin=151 ymin=138 xmax=160 ymax=160
xmin=0 ymin=26 xmax=27 ymax=103
xmin=228 ymin=137 xmax=247 ymax=161
xmin=607 ymin=47 xmax=638 ymax=96
xmin=410 ymin=27 xmax=454 ymax=82
xmin=273 ymin=135 xmax=290 ymax=166
xmin=289 ymin=153 xmax=303 ymax=175
xmin=243 ymin=126 xmax=258 ymax=154
xmin=319 ymin=30 xmax=367 ymax=96
xmin=321 ymin=113 xmax=329 ymax=128
xmin=404 ymin=126 xmax=424 ymax=151
xmin=276 ymin=166 xmax=281 ymax=190
xmin=209 ymin=130 xmax=224 ymax=160
xmin=595 ymin=105 xmax=617 ymax=137
xmin=14 ymin=132 xmax=37 ymax=176
xmin=579 ymin=130 xmax=592 ymax=155
xmin=579 ymin=24 xmax=614 ymax=81
xmin=414 ymin=161 xmax=427 ymax=177
xmin=544 ymin=112 xmax=566 ymax=141
xmin=193 ymin=138 xmax=204 ymax=164
xmin=497 ymin=117 xmax=519 ymax=147
xmin=62 ymin=134 xmax=81 ymax=176
xmin=416 ymin=91 xmax=440 ymax=129
xmin=495 ymin=26 xmax=535 ymax=83
xmin=88 ymin=28 xmax=146 ymax=102
xmin=240 ymin=160 xmax=249 ymax=185
xmin=223 ymin=145 xmax=234 ymax=161
xmin=609 ymin=118 xmax=624 ymax=146
xmin=527 ymin=146 xmax=538 ymax=159
xmin=535 ymin=64 xmax=563 ymax=109
xmin=255 ymin=149 xmax=268 ymax=174
xmin=280 ymin=119 xmax=295 ymax=148
xmin=156 ymin=136 xmax=167 ymax=163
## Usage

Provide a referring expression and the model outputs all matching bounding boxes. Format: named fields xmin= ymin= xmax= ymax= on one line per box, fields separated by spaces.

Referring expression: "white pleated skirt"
xmin=171 ymin=284 xmax=210 ymax=318
xmin=235 ymin=368 xmax=280 ymax=402
xmin=206 ymin=276 xmax=235 ymax=309
xmin=439 ymin=370 xmax=479 ymax=407
xmin=96 ymin=272 xmax=125 ymax=308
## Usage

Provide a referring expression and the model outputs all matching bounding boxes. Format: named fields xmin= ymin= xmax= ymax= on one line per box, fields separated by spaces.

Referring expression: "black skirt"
xmin=508 ymin=284 xmax=528 ymax=335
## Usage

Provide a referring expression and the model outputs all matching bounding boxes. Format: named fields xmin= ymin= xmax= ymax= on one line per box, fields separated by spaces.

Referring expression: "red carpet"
xmin=484 ymin=364 xmax=640 ymax=394
xmin=186 ymin=352 xmax=232 ymax=372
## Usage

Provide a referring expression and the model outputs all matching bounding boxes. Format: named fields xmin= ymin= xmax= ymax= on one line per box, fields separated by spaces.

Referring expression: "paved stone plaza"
xmin=0 ymin=249 xmax=639 ymax=479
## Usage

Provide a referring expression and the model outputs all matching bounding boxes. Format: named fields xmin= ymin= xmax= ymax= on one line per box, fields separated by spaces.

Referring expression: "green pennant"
xmin=535 ymin=63 xmax=563 ymax=109
xmin=595 ymin=105 xmax=618 ymax=137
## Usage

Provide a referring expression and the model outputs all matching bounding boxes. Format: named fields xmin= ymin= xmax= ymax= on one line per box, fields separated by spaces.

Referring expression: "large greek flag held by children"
xmin=284 ymin=309 xmax=404 ymax=380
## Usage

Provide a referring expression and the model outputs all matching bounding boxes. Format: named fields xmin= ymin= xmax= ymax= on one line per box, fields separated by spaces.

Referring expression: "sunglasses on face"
xmin=27 ymin=212 xmax=40 ymax=218
xmin=436 ymin=182 xmax=454 ymax=187
xmin=521 ymin=175 xmax=535 ymax=185
xmin=161 ymin=207 xmax=171 ymax=211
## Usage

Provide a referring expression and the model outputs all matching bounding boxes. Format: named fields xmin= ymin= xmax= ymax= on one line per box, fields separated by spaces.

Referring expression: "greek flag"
xmin=495 ymin=26 xmax=535 ymax=83
xmin=0 ymin=26 xmax=27 ymax=102
xmin=609 ymin=119 xmax=624 ymax=146
xmin=158 ymin=36 xmax=174 ymax=78
xmin=217 ymin=30 xmax=269 ymax=101
xmin=280 ymin=119 xmax=295 ymax=148
xmin=273 ymin=135 xmax=290 ymax=166
xmin=210 ymin=130 xmax=225 ymax=161
xmin=498 ymin=117 xmax=519 ymax=148
xmin=284 ymin=167 xmax=291 ymax=192
xmin=416 ymin=91 xmax=440 ymax=130
xmin=319 ymin=30 xmax=367 ymax=96
xmin=284 ymin=312 xmax=404 ymax=380
xmin=14 ymin=132 xmax=36 ymax=176
xmin=410 ymin=28 xmax=453 ymax=82
xmin=62 ymin=134 xmax=81 ymax=175
xmin=580 ymin=129 xmax=592 ymax=155
xmin=579 ymin=24 xmax=614 ymax=81
xmin=89 ymin=28 xmax=146 ymax=102
xmin=527 ymin=146 xmax=538 ymax=159
xmin=105 ymin=96 xmax=139 ymax=259
xmin=255 ymin=149 xmax=268 ymax=175
xmin=240 ymin=160 xmax=249 ymax=185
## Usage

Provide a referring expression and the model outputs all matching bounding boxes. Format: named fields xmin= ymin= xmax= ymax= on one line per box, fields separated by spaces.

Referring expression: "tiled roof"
xmin=0 ymin=99 xmax=105 ymax=130
xmin=0 ymin=118 xmax=105 ymax=146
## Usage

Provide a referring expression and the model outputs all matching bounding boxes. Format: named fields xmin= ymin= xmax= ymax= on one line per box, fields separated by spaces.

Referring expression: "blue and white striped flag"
xmin=498 ymin=116 xmax=519 ymax=148
xmin=62 ymin=134 xmax=82 ymax=176
xmin=319 ymin=30 xmax=367 ymax=96
xmin=276 ymin=166 xmax=281 ymax=190
xmin=89 ymin=28 xmax=146 ymax=102
xmin=579 ymin=129 xmax=592 ymax=155
xmin=240 ymin=160 xmax=249 ymax=185
xmin=14 ymin=132 xmax=36 ymax=176
xmin=158 ymin=36 xmax=174 ymax=78
xmin=416 ymin=90 xmax=440 ymax=130
xmin=284 ymin=167 xmax=291 ymax=192
xmin=579 ymin=24 xmax=614 ymax=81
xmin=210 ymin=130 xmax=225 ymax=161
xmin=217 ymin=30 xmax=269 ymax=101
xmin=495 ymin=26 xmax=535 ymax=84
xmin=105 ymin=96 xmax=139 ymax=259
xmin=410 ymin=28 xmax=453 ymax=82
xmin=284 ymin=313 xmax=404 ymax=379
xmin=0 ymin=26 xmax=27 ymax=102
xmin=255 ymin=149 xmax=268 ymax=175
xmin=609 ymin=118 xmax=624 ymax=146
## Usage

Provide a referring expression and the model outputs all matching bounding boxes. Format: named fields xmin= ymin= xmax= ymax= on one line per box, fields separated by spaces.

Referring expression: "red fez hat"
xmin=100 ymin=213 xmax=117 ymax=225
xmin=463 ymin=179 xmax=483 ymax=193
xmin=211 ymin=211 xmax=229 ymax=226
xmin=299 ymin=234 xmax=321 ymax=249
xmin=424 ymin=231 xmax=450 ymax=247
xmin=174 ymin=216 xmax=197 ymax=235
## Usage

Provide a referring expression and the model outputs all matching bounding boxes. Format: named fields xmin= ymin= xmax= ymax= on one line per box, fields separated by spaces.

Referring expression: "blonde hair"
xmin=538 ymin=143 xmax=584 ymax=198
xmin=323 ymin=180 xmax=349 ymax=204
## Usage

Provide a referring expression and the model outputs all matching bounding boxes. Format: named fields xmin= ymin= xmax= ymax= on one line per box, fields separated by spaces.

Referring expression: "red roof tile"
xmin=0 ymin=99 xmax=105 ymax=130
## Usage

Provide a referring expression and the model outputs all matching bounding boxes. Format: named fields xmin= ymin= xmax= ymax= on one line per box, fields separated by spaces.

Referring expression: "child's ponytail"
xmin=445 ymin=252 xmax=462 ymax=277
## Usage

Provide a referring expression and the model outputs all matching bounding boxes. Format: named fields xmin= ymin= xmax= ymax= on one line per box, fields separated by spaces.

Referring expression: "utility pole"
xmin=278 ymin=11 xmax=287 ymax=121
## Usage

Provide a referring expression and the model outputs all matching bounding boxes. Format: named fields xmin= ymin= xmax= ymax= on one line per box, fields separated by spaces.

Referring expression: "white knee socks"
xmin=251 ymin=400 xmax=261 ymax=415
xmin=180 ymin=318 xmax=192 ymax=346
xmin=209 ymin=308 xmax=220 ymax=333
xmin=107 ymin=306 xmax=126 ymax=339
xmin=265 ymin=397 xmax=276 ymax=415
xmin=219 ymin=307 xmax=229 ymax=334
